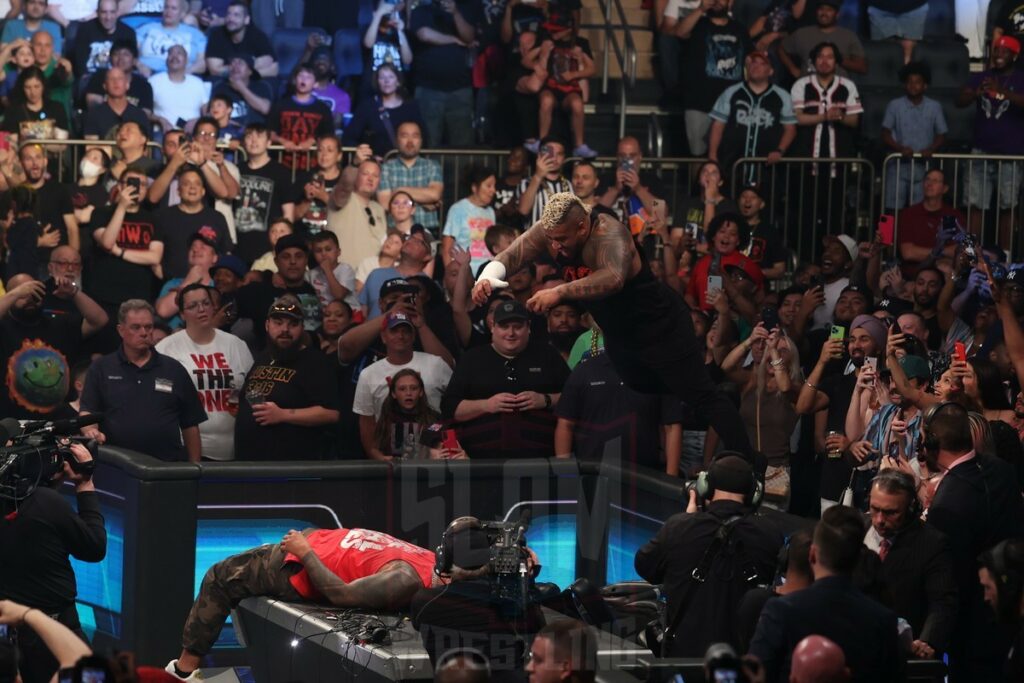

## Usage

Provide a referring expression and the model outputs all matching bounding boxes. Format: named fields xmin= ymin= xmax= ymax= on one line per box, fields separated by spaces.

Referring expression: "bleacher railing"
xmin=880 ymin=153 xmax=1024 ymax=257
xmin=598 ymin=0 xmax=638 ymax=138
xmin=730 ymin=157 xmax=877 ymax=262
xmin=39 ymin=140 xmax=1024 ymax=264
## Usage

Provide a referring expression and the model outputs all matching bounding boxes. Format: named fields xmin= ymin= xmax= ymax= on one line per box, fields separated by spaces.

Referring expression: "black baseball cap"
xmin=274 ymin=233 xmax=308 ymax=256
xmin=379 ymin=277 xmax=419 ymax=299
xmin=493 ymin=300 xmax=529 ymax=324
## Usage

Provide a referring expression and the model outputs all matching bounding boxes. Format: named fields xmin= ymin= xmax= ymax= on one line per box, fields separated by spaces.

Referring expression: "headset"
xmin=693 ymin=452 xmax=764 ymax=508
xmin=870 ymin=468 xmax=922 ymax=520
xmin=920 ymin=401 xmax=970 ymax=457
xmin=434 ymin=516 xmax=483 ymax=577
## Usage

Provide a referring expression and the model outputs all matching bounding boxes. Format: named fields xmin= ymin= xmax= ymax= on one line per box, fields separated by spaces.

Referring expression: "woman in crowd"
xmin=441 ymin=165 xmax=496 ymax=273
xmin=1 ymin=66 xmax=69 ymax=141
xmin=671 ymin=161 xmax=737 ymax=254
xmin=959 ymin=357 xmax=1017 ymax=426
xmin=355 ymin=231 xmax=403 ymax=292
xmin=316 ymin=299 xmax=352 ymax=357
xmin=71 ymin=147 xmax=111 ymax=233
xmin=721 ymin=324 xmax=801 ymax=509
xmin=364 ymin=368 xmax=466 ymax=460
xmin=341 ymin=64 xmax=424 ymax=157
xmin=387 ymin=189 xmax=417 ymax=235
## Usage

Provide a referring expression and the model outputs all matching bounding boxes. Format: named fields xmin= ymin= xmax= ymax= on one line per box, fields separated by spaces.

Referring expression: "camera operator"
xmin=411 ymin=517 xmax=545 ymax=682
xmin=634 ymin=453 xmax=784 ymax=657
xmin=978 ymin=538 xmax=1024 ymax=680
xmin=0 ymin=442 xmax=105 ymax=683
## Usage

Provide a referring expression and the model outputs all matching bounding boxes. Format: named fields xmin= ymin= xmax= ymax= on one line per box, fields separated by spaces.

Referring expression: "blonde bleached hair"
xmin=540 ymin=192 xmax=591 ymax=231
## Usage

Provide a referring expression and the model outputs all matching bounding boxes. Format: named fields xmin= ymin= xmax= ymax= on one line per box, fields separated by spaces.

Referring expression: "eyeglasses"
xmin=391 ymin=199 xmax=414 ymax=208
xmin=195 ymin=130 xmax=218 ymax=138
xmin=50 ymin=260 xmax=81 ymax=268
xmin=184 ymin=299 xmax=213 ymax=312
xmin=504 ymin=359 xmax=517 ymax=383
xmin=365 ymin=207 xmax=376 ymax=227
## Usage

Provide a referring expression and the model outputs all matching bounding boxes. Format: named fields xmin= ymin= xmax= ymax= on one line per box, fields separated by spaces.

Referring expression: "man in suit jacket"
xmin=921 ymin=402 xmax=1024 ymax=682
xmin=749 ymin=506 xmax=903 ymax=683
xmin=866 ymin=470 xmax=957 ymax=660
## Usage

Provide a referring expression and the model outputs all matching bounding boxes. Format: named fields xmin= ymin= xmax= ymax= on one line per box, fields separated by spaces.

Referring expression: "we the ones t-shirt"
xmin=156 ymin=329 xmax=254 ymax=461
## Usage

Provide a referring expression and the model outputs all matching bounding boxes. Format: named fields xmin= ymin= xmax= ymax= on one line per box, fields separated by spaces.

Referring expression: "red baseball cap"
xmin=995 ymin=35 xmax=1021 ymax=54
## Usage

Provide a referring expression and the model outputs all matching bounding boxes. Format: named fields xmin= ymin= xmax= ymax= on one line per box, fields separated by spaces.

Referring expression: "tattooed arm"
xmin=472 ymin=222 xmax=550 ymax=305
xmin=494 ymin=222 xmax=550 ymax=273
xmin=557 ymin=217 xmax=635 ymax=301
xmin=282 ymin=530 xmax=423 ymax=609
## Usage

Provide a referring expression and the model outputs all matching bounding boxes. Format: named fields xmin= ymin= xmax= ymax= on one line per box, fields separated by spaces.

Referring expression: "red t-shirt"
xmin=685 ymin=250 xmax=764 ymax=311
xmin=896 ymin=203 xmax=965 ymax=278
xmin=285 ymin=528 xmax=437 ymax=600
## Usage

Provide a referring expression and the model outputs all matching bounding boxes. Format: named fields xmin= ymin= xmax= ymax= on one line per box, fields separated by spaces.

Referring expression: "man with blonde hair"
xmin=472 ymin=192 xmax=751 ymax=455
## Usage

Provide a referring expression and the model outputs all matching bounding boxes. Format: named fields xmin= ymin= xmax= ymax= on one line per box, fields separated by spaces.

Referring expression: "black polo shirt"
xmin=440 ymin=341 xmax=570 ymax=459
xmin=80 ymin=347 xmax=207 ymax=461
xmin=556 ymin=352 xmax=681 ymax=468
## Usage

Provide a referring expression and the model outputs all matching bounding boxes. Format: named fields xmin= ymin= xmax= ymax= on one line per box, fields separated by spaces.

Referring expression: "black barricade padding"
xmin=79 ymin=447 xmax=725 ymax=667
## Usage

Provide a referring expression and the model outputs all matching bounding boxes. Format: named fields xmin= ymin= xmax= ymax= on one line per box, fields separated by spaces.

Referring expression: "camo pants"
xmin=182 ymin=543 xmax=303 ymax=656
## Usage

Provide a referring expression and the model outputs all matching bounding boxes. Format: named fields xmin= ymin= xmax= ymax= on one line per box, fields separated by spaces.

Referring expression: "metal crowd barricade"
xmin=730 ymin=156 xmax=876 ymax=263
xmin=880 ymin=152 xmax=1024 ymax=257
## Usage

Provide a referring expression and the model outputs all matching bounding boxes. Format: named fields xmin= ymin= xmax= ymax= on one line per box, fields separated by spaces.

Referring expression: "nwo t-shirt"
xmin=233 ymin=159 xmax=294 ymax=264
xmin=87 ymin=206 xmax=162 ymax=306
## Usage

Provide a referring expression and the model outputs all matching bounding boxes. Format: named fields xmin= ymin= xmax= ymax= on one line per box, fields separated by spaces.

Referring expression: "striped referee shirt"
xmin=515 ymin=175 xmax=572 ymax=225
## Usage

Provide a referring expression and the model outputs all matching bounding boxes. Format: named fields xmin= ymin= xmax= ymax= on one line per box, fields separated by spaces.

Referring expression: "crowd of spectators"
xmin=0 ymin=0 xmax=1023 ymax=680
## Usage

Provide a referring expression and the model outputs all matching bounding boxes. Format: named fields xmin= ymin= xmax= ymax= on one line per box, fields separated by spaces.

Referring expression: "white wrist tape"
xmin=478 ymin=261 xmax=509 ymax=289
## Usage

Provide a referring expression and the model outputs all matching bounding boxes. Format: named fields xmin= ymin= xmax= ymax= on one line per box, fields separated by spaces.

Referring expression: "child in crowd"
xmin=250 ymin=217 xmax=294 ymax=273
xmin=307 ymin=231 xmax=360 ymax=312
xmin=268 ymin=63 xmax=334 ymax=170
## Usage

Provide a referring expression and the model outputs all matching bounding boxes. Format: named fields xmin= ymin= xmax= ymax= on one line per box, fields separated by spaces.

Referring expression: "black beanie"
xmin=708 ymin=455 xmax=754 ymax=496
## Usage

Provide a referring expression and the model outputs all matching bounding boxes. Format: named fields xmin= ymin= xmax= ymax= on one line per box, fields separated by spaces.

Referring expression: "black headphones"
xmin=871 ymin=468 xmax=922 ymax=520
xmin=920 ymin=401 xmax=969 ymax=456
xmin=434 ymin=516 xmax=482 ymax=577
xmin=694 ymin=452 xmax=764 ymax=508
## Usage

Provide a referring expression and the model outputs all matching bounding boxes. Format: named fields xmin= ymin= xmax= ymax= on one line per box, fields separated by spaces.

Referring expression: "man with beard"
xmin=845 ymin=354 xmax=930 ymax=509
xmin=233 ymin=294 xmax=340 ymax=460
xmin=912 ymin=266 xmax=944 ymax=351
xmin=796 ymin=313 xmax=886 ymax=512
xmin=18 ymin=144 xmax=78 ymax=254
xmin=810 ymin=234 xmax=857 ymax=330
xmin=377 ymin=121 xmax=444 ymax=233
xmin=157 ymin=283 xmax=253 ymax=461
xmin=779 ymin=0 xmax=866 ymax=78
xmin=0 ymin=275 xmax=107 ymax=419
xmin=804 ymin=283 xmax=871 ymax=358
xmin=204 ymin=0 xmax=278 ymax=78
xmin=547 ymin=302 xmax=583 ymax=361
xmin=235 ymin=233 xmax=321 ymax=347
xmin=80 ymin=300 xmax=207 ymax=462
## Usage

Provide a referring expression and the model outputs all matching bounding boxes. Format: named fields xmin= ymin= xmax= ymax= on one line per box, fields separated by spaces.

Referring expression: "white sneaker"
xmin=573 ymin=143 xmax=599 ymax=159
xmin=165 ymin=659 xmax=204 ymax=681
